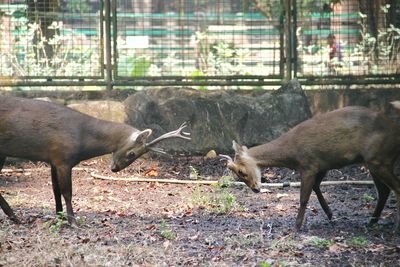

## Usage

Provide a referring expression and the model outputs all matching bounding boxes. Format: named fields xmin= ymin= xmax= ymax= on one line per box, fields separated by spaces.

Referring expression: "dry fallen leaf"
xmin=116 ymin=211 xmax=126 ymax=217
xmin=189 ymin=234 xmax=199 ymax=241
xmin=93 ymin=196 xmax=105 ymax=202
xmin=275 ymin=204 xmax=287 ymax=212
xmin=329 ymin=243 xmax=344 ymax=253
xmin=146 ymin=224 xmax=156 ymax=231
xmin=367 ymin=243 xmax=385 ymax=253
xmin=276 ymin=193 xmax=289 ymax=200
xmin=147 ymin=182 xmax=160 ymax=189
xmin=208 ymin=246 xmax=225 ymax=251
xmin=107 ymin=196 xmax=121 ymax=202
xmin=144 ymin=167 xmax=158 ymax=177
xmin=163 ymin=240 xmax=170 ymax=250
xmin=35 ymin=219 xmax=44 ymax=230
xmin=263 ymin=170 xmax=276 ymax=178
xmin=183 ymin=210 xmax=193 ymax=217
xmin=310 ymin=207 xmax=318 ymax=214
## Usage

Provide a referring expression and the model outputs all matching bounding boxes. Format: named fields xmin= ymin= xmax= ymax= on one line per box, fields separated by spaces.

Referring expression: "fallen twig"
xmin=1 ymin=167 xmax=96 ymax=173
xmin=90 ymin=171 xmax=375 ymax=189
xmin=90 ymin=172 xmax=220 ymax=185
xmin=1 ymin=167 xmax=375 ymax=189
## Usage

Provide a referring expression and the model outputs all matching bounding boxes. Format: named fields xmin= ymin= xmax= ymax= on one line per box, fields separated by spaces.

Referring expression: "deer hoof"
xmin=368 ymin=217 xmax=379 ymax=226
xmin=11 ymin=216 xmax=21 ymax=224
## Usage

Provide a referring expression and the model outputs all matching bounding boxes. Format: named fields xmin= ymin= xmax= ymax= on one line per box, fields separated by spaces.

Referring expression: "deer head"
xmin=220 ymin=140 xmax=262 ymax=193
xmin=111 ymin=122 xmax=191 ymax=172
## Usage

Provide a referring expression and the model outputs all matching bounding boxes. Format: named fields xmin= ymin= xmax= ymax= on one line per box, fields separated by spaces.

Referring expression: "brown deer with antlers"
xmin=0 ymin=96 xmax=190 ymax=224
xmin=222 ymin=106 xmax=400 ymax=233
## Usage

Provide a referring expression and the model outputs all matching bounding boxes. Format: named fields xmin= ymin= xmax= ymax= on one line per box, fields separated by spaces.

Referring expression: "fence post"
xmin=284 ymin=0 xmax=293 ymax=82
xmin=104 ymin=0 xmax=113 ymax=90
xmin=111 ymin=0 xmax=118 ymax=82
xmin=292 ymin=0 xmax=298 ymax=77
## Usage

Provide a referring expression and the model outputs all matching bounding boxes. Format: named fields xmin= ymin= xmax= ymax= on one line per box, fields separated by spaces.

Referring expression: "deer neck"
xmin=79 ymin=119 xmax=136 ymax=159
xmin=247 ymin=138 xmax=296 ymax=169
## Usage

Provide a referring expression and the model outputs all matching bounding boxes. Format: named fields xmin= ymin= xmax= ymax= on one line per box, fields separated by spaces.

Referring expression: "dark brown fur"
xmin=226 ymin=106 xmax=400 ymax=232
xmin=0 ymin=96 xmax=154 ymax=223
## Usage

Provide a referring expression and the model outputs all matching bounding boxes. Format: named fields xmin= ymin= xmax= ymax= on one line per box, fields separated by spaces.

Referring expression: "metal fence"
xmin=0 ymin=0 xmax=103 ymax=85
xmin=0 ymin=0 xmax=399 ymax=89
xmin=294 ymin=0 xmax=400 ymax=85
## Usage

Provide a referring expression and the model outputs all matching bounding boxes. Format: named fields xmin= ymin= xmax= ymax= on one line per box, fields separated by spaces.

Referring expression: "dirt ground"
xmin=0 ymin=155 xmax=399 ymax=266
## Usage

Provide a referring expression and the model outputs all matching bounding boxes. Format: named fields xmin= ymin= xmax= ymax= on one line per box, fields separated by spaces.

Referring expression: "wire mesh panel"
xmin=0 ymin=0 xmax=103 ymax=80
xmin=1 ymin=0 xmax=399 ymax=88
xmin=295 ymin=0 xmax=400 ymax=79
xmin=114 ymin=0 xmax=284 ymax=80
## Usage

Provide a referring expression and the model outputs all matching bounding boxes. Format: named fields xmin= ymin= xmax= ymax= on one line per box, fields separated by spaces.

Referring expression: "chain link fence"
xmin=0 ymin=0 xmax=399 ymax=89
xmin=295 ymin=0 xmax=400 ymax=83
xmin=0 ymin=0 xmax=103 ymax=84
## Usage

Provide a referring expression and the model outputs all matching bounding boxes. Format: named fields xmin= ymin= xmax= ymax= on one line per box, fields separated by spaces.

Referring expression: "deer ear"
xmin=232 ymin=140 xmax=245 ymax=154
xmin=135 ymin=129 xmax=152 ymax=143
xmin=226 ymin=161 xmax=237 ymax=172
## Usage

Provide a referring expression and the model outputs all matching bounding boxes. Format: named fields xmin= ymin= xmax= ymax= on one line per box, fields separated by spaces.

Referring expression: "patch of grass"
xmin=259 ymin=261 xmax=289 ymax=267
xmin=191 ymin=185 xmax=244 ymax=214
xmin=76 ymin=216 xmax=86 ymax=225
xmin=345 ymin=236 xmax=370 ymax=248
xmin=259 ymin=262 xmax=272 ymax=267
xmin=271 ymin=236 xmax=296 ymax=252
xmin=276 ymin=261 xmax=290 ymax=267
xmin=217 ymin=175 xmax=235 ymax=188
xmin=362 ymin=193 xmax=375 ymax=203
xmin=43 ymin=212 xmax=69 ymax=234
xmin=189 ymin=165 xmax=199 ymax=180
xmin=308 ymin=237 xmax=334 ymax=249
xmin=225 ymin=233 xmax=264 ymax=247
xmin=191 ymin=186 xmax=212 ymax=207
xmin=215 ymin=191 xmax=239 ymax=214
xmin=190 ymin=70 xmax=207 ymax=91
xmin=129 ymin=55 xmax=151 ymax=77
xmin=158 ymin=220 xmax=176 ymax=240
xmin=366 ymin=222 xmax=385 ymax=231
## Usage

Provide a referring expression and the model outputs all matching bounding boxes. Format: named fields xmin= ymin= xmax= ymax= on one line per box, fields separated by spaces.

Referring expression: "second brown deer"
xmin=221 ymin=106 xmax=400 ymax=233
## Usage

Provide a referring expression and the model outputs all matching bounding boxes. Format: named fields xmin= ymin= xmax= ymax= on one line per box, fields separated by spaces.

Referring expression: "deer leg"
xmin=51 ymin=165 xmax=63 ymax=214
xmin=368 ymin=163 xmax=400 ymax=233
xmin=313 ymin=171 xmax=333 ymax=220
xmin=295 ymin=171 xmax=316 ymax=231
xmin=55 ymin=165 xmax=75 ymax=224
xmin=0 ymin=156 xmax=20 ymax=223
xmin=368 ymin=174 xmax=391 ymax=225
xmin=396 ymin=193 xmax=400 ymax=234
xmin=0 ymin=194 xmax=20 ymax=223
xmin=0 ymin=156 xmax=4 ymax=170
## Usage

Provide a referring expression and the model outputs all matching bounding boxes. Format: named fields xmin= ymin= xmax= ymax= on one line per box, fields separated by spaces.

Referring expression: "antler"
xmin=219 ymin=154 xmax=234 ymax=163
xmin=146 ymin=122 xmax=191 ymax=154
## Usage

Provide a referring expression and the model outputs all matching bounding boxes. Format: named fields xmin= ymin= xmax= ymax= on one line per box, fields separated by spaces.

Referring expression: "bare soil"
xmin=0 ymin=156 xmax=399 ymax=266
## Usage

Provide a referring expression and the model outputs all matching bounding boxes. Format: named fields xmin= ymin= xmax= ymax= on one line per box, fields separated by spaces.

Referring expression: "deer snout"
xmin=251 ymin=188 xmax=261 ymax=193
xmin=111 ymin=163 xmax=120 ymax=172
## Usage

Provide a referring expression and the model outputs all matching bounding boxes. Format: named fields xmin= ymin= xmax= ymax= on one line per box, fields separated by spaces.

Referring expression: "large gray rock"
xmin=68 ymin=100 xmax=127 ymax=123
xmin=124 ymin=80 xmax=312 ymax=154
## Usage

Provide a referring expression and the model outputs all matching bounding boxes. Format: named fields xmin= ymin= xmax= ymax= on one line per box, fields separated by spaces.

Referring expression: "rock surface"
xmin=68 ymin=100 xmax=127 ymax=123
xmin=124 ymin=80 xmax=312 ymax=154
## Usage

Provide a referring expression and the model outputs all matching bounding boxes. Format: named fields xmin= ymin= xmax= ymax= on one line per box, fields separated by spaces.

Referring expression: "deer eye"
xmin=127 ymin=151 xmax=136 ymax=159
xmin=238 ymin=170 xmax=246 ymax=177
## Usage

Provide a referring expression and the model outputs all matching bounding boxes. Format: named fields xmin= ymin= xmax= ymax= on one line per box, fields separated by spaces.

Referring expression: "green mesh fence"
xmin=295 ymin=0 xmax=400 ymax=78
xmin=114 ymin=0 xmax=283 ymax=79
xmin=0 ymin=0 xmax=399 ymax=88
xmin=0 ymin=0 xmax=103 ymax=80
